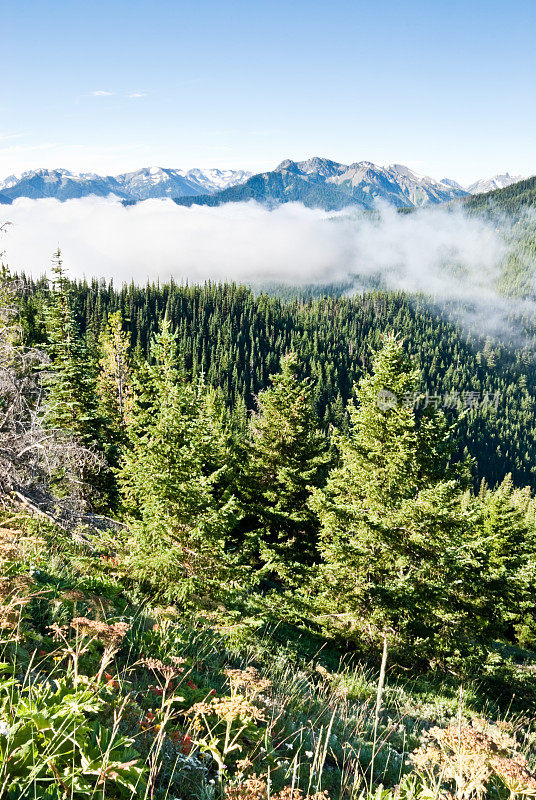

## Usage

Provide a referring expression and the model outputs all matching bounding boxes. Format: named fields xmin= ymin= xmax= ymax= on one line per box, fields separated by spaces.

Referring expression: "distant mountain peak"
xmin=468 ymin=173 xmax=524 ymax=194
xmin=467 ymin=172 xmax=523 ymax=194
xmin=440 ymin=178 xmax=464 ymax=190
xmin=387 ymin=163 xmax=419 ymax=177
xmin=275 ymin=159 xmax=301 ymax=172
xmin=0 ymin=166 xmax=252 ymax=202
xmin=0 ymin=160 xmax=523 ymax=209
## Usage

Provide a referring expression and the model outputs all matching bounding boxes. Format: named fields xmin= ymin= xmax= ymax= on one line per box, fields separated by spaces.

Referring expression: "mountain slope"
xmin=183 ymin=167 xmax=251 ymax=193
xmin=0 ymin=169 xmax=129 ymax=201
xmin=0 ymin=167 xmax=252 ymax=202
xmin=115 ymin=166 xmax=252 ymax=199
xmin=173 ymin=166 xmax=368 ymax=210
xmin=174 ymin=157 xmax=468 ymax=211
xmin=116 ymin=167 xmax=206 ymax=199
xmin=463 ymin=175 xmax=536 ymax=216
xmin=468 ymin=173 xmax=523 ymax=194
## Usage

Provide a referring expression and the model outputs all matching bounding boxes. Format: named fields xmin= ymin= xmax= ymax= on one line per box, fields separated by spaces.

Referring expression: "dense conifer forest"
xmin=19 ymin=274 xmax=536 ymax=489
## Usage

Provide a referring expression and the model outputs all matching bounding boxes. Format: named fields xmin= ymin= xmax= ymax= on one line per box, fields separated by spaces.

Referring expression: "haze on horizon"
xmin=2 ymin=0 xmax=536 ymax=184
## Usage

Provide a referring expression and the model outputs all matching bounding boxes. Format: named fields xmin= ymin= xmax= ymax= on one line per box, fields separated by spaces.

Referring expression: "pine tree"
xmin=243 ymin=352 xmax=330 ymax=585
xmin=311 ymin=336 xmax=481 ymax=665
xmin=119 ymin=317 xmax=239 ymax=600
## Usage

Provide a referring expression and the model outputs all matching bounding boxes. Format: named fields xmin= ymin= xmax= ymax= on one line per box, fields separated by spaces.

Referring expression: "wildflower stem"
xmin=370 ymin=634 xmax=388 ymax=790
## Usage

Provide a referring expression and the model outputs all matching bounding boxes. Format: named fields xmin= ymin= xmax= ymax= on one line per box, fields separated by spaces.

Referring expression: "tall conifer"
xmin=119 ymin=318 xmax=238 ymax=600
xmin=311 ymin=336 xmax=481 ymax=664
xmin=244 ymin=352 xmax=330 ymax=584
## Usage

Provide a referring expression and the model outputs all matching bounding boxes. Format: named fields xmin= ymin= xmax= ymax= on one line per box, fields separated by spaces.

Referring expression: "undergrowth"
xmin=1 ymin=514 xmax=535 ymax=800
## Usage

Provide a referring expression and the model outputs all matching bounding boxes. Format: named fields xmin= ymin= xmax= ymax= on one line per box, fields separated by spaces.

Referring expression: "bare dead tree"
xmin=0 ymin=259 xmax=104 ymax=529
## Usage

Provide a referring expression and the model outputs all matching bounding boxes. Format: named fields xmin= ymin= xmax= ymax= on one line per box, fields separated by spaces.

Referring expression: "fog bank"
xmin=2 ymin=196 xmax=530 ymax=340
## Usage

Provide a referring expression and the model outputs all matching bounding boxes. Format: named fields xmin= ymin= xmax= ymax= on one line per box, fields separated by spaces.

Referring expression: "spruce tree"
xmin=42 ymin=251 xmax=113 ymax=507
xmin=474 ymin=476 xmax=536 ymax=648
xmin=43 ymin=250 xmax=103 ymax=448
xmin=119 ymin=317 xmax=238 ymax=600
xmin=243 ymin=352 xmax=330 ymax=585
xmin=311 ymin=336 xmax=481 ymax=665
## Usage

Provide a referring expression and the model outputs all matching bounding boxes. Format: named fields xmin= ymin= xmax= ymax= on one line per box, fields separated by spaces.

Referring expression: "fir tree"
xmin=311 ymin=336 xmax=482 ymax=665
xmin=119 ymin=317 xmax=239 ymax=600
xmin=43 ymin=250 xmax=103 ymax=448
xmin=243 ymin=352 xmax=330 ymax=584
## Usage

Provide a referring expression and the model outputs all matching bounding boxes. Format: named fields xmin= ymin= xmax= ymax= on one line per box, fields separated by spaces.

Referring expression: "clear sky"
xmin=2 ymin=0 xmax=536 ymax=184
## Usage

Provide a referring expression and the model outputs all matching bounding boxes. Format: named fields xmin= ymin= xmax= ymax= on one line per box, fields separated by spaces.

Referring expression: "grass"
xmin=1 ymin=514 xmax=536 ymax=800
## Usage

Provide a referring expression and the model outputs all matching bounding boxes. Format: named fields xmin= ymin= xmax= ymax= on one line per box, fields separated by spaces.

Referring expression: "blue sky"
xmin=2 ymin=0 xmax=536 ymax=184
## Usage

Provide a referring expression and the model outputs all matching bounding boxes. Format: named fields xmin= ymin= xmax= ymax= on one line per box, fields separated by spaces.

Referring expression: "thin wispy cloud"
xmin=0 ymin=143 xmax=60 ymax=157
xmin=0 ymin=133 xmax=25 ymax=143
xmin=89 ymin=90 xmax=147 ymax=99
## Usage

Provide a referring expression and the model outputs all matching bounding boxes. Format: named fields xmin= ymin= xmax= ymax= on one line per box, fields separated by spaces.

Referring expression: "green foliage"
xmin=1 ymin=510 xmax=536 ymax=800
xmin=41 ymin=251 xmax=119 ymax=508
xmin=0 ymin=671 xmax=146 ymax=799
xmin=311 ymin=337 xmax=496 ymax=664
xmin=21 ymin=276 xmax=536 ymax=489
xmin=42 ymin=251 xmax=104 ymax=448
xmin=464 ymin=175 xmax=536 ymax=218
xmin=4 ymin=259 xmax=536 ymax=799
xmin=97 ymin=309 xmax=132 ymax=440
xmin=118 ymin=318 xmax=239 ymax=600
xmin=474 ymin=476 xmax=536 ymax=648
xmin=242 ymin=352 xmax=331 ymax=584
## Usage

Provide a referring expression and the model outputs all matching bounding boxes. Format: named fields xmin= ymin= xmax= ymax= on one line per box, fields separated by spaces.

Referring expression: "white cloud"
xmin=1 ymin=198 xmax=352 ymax=284
xmin=0 ymin=196 xmax=526 ymax=340
xmin=90 ymin=90 xmax=114 ymax=97
xmin=127 ymin=92 xmax=147 ymax=98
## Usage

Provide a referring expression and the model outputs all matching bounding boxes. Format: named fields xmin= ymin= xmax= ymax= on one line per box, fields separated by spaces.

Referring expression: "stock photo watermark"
xmin=376 ymin=389 xmax=501 ymax=412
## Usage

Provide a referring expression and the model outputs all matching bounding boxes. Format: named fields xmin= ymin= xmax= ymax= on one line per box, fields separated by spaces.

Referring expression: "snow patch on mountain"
xmin=0 ymin=167 xmax=253 ymax=202
xmin=0 ymin=162 xmax=528 ymax=208
xmin=467 ymin=174 xmax=524 ymax=194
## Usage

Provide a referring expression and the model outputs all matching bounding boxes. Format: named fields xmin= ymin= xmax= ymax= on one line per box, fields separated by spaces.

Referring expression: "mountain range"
xmin=173 ymin=158 xmax=470 ymax=211
xmin=0 ymin=161 xmax=526 ymax=211
xmin=0 ymin=166 xmax=251 ymax=203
